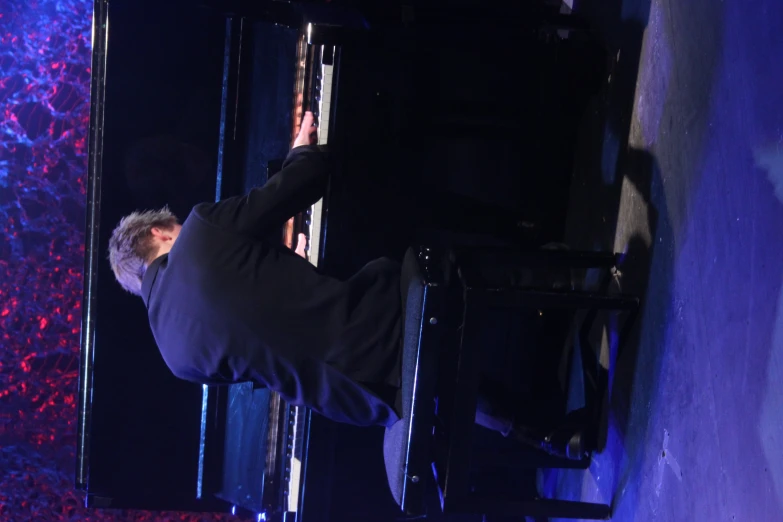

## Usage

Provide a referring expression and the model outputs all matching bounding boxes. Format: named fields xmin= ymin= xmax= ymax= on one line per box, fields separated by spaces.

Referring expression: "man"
xmin=109 ymin=112 xmax=582 ymax=456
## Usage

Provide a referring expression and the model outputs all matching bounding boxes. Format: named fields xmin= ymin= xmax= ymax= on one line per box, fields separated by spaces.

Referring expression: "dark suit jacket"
xmin=141 ymin=145 xmax=402 ymax=427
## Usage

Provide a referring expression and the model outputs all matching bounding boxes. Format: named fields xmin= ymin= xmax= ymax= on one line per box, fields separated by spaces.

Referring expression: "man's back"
xmin=141 ymin=146 xmax=403 ymax=427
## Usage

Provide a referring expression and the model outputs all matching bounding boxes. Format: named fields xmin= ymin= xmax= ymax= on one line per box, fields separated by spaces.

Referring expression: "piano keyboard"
xmin=287 ymin=42 xmax=336 ymax=517
xmin=305 ymin=47 xmax=334 ymax=269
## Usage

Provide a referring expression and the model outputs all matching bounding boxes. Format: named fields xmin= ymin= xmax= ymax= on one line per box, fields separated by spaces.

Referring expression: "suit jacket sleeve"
xmin=194 ymin=145 xmax=328 ymax=237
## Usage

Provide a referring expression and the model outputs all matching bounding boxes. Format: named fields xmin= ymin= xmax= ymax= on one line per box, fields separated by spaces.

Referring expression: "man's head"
xmin=108 ymin=207 xmax=181 ymax=296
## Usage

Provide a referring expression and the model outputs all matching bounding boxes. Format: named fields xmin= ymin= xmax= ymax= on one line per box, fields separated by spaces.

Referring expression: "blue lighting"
xmin=257 ymin=513 xmax=267 ymax=522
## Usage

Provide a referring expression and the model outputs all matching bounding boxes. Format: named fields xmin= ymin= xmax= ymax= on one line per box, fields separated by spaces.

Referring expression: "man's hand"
xmin=294 ymin=232 xmax=307 ymax=258
xmin=293 ymin=111 xmax=318 ymax=149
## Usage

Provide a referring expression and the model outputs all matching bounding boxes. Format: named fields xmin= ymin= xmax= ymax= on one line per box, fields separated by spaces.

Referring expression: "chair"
xmin=383 ymin=244 xmax=639 ymax=520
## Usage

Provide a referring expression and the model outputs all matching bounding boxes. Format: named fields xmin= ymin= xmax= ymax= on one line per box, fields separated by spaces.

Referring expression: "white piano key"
xmin=286 ymin=405 xmax=303 ymax=512
xmin=287 ymin=51 xmax=336 ymax=512
xmin=308 ymin=199 xmax=324 ymax=265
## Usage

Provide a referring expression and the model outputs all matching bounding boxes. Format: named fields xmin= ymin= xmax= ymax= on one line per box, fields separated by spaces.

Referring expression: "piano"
xmin=78 ymin=1 xmax=414 ymax=520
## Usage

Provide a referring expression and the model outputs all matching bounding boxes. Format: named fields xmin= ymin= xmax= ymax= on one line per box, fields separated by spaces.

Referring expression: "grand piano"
xmin=78 ymin=1 xmax=420 ymax=520
xmin=78 ymin=0 xmax=604 ymax=520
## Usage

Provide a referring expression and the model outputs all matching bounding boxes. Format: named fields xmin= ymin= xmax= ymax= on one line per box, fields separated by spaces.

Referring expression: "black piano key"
xmin=322 ymin=45 xmax=335 ymax=66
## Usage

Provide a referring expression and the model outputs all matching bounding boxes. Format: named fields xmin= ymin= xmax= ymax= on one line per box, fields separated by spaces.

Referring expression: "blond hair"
xmin=108 ymin=207 xmax=178 ymax=296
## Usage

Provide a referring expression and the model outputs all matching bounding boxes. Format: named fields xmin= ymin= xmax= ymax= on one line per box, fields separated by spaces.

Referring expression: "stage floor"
xmin=546 ymin=0 xmax=783 ymax=519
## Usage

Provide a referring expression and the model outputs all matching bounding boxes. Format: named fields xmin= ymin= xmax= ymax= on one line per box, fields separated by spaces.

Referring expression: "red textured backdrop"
xmin=0 ymin=1 xmax=227 ymax=520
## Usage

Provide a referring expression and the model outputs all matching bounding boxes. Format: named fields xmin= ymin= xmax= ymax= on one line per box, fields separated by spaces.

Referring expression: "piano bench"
xmin=383 ymin=244 xmax=640 ymax=520
xmin=383 ymin=245 xmax=449 ymax=513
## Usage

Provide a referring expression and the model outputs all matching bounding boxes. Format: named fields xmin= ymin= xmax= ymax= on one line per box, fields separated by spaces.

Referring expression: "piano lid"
xmin=76 ymin=0 xmax=230 ymax=511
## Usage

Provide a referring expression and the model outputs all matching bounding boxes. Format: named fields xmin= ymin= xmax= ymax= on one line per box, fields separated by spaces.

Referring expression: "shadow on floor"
xmin=541 ymin=0 xmax=732 ymax=517
xmin=538 ymin=0 xmax=665 ymax=514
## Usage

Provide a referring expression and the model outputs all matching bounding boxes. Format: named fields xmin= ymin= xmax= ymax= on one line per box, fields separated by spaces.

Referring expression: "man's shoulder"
xmin=181 ymin=203 xmax=226 ymax=235
xmin=188 ymin=202 xmax=215 ymax=222
xmin=187 ymin=198 xmax=245 ymax=235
